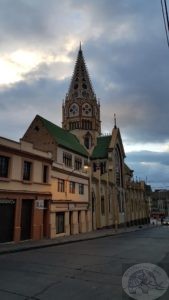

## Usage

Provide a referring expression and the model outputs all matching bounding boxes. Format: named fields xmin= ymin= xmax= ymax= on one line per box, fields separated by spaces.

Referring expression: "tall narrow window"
xmin=79 ymin=183 xmax=84 ymax=195
xmin=75 ymin=157 xmax=82 ymax=170
xmin=101 ymin=196 xmax=105 ymax=215
xmin=43 ymin=165 xmax=49 ymax=183
xmin=93 ymin=163 xmax=97 ymax=172
xmin=84 ymin=136 xmax=89 ymax=149
xmin=115 ymin=147 xmax=123 ymax=187
xmin=58 ymin=179 xmax=65 ymax=192
xmin=92 ymin=191 xmax=96 ymax=212
xmin=84 ymin=132 xmax=92 ymax=149
xmin=23 ymin=161 xmax=32 ymax=181
xmin=63 ymin=152 xmax=72 ymax=167
xmin=0 ymin=156 xmax=9 ymax=178
xmin=100 ymin=161 xmax=106 ymax=175
xmin=108 ymin=189 xmax=111 ymax=213
xmin=69 ymin=181 xmax=75 ymax=193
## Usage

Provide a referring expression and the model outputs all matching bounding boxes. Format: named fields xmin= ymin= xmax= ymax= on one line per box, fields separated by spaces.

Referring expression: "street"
xmin=0 ymin=227 xmax=169 ymax=299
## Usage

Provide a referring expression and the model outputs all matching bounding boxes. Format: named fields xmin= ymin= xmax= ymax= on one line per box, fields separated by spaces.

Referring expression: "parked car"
xmin=162 ymin=217 xmax=169 ymax=225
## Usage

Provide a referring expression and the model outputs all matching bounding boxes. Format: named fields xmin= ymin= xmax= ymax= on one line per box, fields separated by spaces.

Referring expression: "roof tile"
xmin=38 ymin=115 xmax=88 ymax=157
xmin=91 ymin=135 xmax=112 ymax=159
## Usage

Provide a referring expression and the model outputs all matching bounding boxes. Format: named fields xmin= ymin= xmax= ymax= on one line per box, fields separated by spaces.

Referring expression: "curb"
xmin=0 ymin=225 xmax=153 ymax=255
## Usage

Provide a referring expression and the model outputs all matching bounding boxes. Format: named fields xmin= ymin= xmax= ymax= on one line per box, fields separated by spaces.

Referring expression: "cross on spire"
xmin=114 ymin=113 xmax=117 ymax=128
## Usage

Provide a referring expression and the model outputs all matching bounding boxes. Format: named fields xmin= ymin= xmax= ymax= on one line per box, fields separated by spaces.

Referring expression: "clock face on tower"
xmin=69 ymin=103 xmax=79 ymax=117
xmin=82 ymin=103 xmax=92 ymax=116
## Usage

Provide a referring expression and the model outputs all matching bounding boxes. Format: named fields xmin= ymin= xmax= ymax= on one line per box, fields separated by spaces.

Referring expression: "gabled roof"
xmin=67 ymin=45 xmax=96 ymax=101
xmin=109 ymin=127 xmax=125 ymax=158
xmin=91 ymin=135 xmax=112 ymax=159
xmin=38 ymin=115 xmax=88 ymax=157
xmin=91 ymin=127 xmax=126 ymax=160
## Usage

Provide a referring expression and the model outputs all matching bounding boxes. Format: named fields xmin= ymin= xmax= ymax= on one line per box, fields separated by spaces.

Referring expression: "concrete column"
xmin=86 ymin=210 xmax=92 ymax=232
xmin=70 ymin=211 xmax=79 ymax=235
xmin=32 ymin=200 xmax=44 ymax=241
xmin=13 ymin=197 xmax=21 ymax=242
xmin=95 ymin=179 xmax=101 ymax=228
xmin=113 ymin=187 xmax=119 ymax=229
xmin=50 ymin=212 xmax=56 ymax=238
xmin=105 ymin=181 xmax=109 ymax=227
xmin=92 ymin=210 xmax=97 ymax=230
xmin=65 ymin=211 xmax=70 ymax=235
xmin=79 ymin=210 xmax=87 ymax=233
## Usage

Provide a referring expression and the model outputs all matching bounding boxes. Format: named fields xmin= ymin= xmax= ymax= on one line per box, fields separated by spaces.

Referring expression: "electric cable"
xmin=161 ymin=0 xmax=169 ymax=47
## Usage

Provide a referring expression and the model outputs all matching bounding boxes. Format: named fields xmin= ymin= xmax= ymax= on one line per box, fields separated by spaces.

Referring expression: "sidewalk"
xmin=0 ymin=224 xmax=153 ymax=255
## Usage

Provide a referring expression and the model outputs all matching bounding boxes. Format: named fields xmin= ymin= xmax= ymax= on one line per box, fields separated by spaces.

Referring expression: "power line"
xmin=161 ymin=0 xmax=169 ymax=47
xmin=164 ymin=0 xmax=169 ymax=31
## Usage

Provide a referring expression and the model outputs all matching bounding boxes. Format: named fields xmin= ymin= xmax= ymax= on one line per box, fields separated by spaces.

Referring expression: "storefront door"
xmin=21 ymin=199 xmax=33 ymax=240
xmin=0 ymin=199 xmax=15 ymax=243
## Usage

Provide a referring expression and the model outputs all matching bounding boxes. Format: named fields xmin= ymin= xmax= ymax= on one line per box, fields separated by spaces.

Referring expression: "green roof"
xmin=38 ymin=115 xmax=88 ymax=157
xmin=91 ymin=135 xmax=112 ymax=159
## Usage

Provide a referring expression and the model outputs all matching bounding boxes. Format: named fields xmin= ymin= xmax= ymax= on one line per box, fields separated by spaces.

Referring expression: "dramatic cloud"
xmin=0 ymin=0 xmax=169 ymax=188
xmin=126 ymin=151 xmax=169 ymax=190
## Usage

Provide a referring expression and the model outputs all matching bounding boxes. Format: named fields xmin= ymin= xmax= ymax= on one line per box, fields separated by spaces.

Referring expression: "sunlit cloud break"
xmin=0 ymin=50 xmax=71 ymax=85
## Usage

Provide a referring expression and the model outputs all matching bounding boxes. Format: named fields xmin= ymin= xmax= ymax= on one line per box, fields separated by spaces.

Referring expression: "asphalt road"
xmin=0 ymin=227 xmax=169 ymax=300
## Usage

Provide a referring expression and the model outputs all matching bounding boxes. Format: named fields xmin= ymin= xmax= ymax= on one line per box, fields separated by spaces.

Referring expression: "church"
xmin=0 ymin=45 xmax=149 ymax=243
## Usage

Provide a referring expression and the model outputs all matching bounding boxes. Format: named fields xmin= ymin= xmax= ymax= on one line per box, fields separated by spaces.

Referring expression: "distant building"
xmin=151 ymin=189 xmax=169 ymax=217
xmin=0 ymin=46 xmax=150 ymax=244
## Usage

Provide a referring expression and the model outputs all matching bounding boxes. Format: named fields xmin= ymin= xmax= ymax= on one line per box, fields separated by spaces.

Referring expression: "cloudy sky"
xmin=0 ymin=0 xmax=169 ymax=190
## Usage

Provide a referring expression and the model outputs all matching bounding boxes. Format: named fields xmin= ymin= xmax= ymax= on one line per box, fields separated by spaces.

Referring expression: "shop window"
xmin=79 ymin=183 xmax=84 ymax=195
xmin=58 ymin=179 xmax=65 ymax=192
xmin=56 ymin=212 xmax=64 ymax=234
xmin=23 ymin=161 xmax=32 ymax=181
xmin=0 ymin=155 xmax=10 ymax=178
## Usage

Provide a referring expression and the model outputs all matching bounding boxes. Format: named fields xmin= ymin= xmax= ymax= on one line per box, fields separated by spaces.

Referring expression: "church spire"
xmin=62 ymin=45 xmax=101 ymax=152
xmin=67 ymin=44 xmax=96 ymax=101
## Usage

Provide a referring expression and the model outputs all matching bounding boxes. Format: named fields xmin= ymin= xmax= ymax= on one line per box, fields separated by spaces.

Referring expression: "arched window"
xmin=84 ymin=132 xmax=92 ymax=149
xmin=84 ymin=136 xmax=90 ymax=149
xmin=115 ymin=146 xmax=123 ymax=187
xmin=115 ymin=146 xmax=125 ymax=213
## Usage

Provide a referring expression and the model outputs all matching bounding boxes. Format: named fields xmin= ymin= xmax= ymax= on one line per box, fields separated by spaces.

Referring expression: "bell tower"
xmin=62 ymin=44 xmax=101 ymax=152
